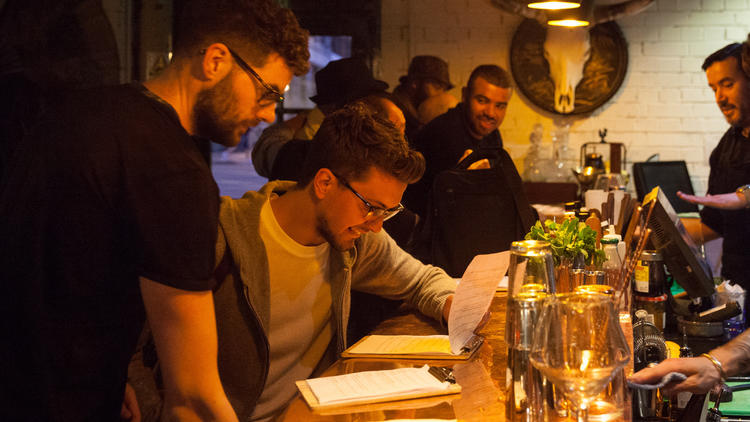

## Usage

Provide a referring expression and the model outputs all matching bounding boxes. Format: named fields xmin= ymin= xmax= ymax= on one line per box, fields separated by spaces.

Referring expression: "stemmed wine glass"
xmin=529 ymin=293 xmax=630 ymax=422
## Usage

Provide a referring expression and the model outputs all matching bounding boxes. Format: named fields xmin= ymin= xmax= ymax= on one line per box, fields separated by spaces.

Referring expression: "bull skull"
xmin=493 ymin=0 xmax=654 ymax=113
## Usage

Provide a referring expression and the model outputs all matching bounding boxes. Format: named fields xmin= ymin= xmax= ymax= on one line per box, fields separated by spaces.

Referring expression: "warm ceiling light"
xmin=547 ymin=18 xmax=590 ymax=27
xmin=528 ymin=1 xmax=581 ymax=10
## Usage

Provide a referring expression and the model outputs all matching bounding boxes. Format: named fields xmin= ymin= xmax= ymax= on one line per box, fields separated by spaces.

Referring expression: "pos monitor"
xmin=641 ymin=186 xmax=714 ymax=300
xmin=633 ymin=161 xmax=699 ymax=215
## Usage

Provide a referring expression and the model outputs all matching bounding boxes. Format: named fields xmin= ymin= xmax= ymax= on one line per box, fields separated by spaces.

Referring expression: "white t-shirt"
xmin=250 ymin=199 xmax=333 ymax=421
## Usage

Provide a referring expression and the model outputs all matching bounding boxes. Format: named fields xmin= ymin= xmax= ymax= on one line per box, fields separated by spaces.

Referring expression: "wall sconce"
xmin=527 ymin=1 xmax=580 ymax=10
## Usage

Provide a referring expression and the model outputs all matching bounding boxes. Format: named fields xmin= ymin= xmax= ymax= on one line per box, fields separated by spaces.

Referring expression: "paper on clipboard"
xmin=448 ymin=251 xmax=510 ymax=354
xmin=296 ymin=365 xmax=461 ymax=411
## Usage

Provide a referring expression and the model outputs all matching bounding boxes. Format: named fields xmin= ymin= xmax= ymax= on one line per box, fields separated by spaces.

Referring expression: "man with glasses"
xmin=211 ymin=103 xmax=457 ymax=421
xmin=0 ymin=1 xmax=308 ymax=421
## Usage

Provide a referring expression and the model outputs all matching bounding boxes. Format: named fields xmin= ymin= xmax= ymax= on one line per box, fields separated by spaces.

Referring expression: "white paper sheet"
xmin=448 ymin=251 xmax=510 ymax=354
xmin=304 ymin=365 xmax=451 ymax=405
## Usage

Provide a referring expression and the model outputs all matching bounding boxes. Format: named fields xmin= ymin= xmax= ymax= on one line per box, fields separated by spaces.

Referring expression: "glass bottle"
xmin=601 ymin=236 xmax=621 ymax=286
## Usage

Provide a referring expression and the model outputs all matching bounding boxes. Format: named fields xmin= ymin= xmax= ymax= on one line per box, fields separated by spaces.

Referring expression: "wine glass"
xmin=529 ymin=293 xmax=630 ymax=422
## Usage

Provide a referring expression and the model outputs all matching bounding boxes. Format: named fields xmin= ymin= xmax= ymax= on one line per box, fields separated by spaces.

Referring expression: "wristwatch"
xmin=736 ymin=184 xmax=750 ymax=208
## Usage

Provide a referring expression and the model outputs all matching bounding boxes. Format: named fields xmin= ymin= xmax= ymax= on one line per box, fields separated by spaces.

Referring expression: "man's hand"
xmin=458 ymin=149 xmax=490 ymax=170
xmin=441 ymin=294 xmax=491 ymax=333
xmin=678 ymin=190 xmax=748 ymax=210
xmin=628 ymin=356 xmax=722 ymax=395
xmin=120 ymin=383 xmax=141 ymax=422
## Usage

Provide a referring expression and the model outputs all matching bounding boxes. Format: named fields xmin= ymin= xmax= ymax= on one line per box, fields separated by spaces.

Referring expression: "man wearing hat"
xmin=392 ymin=55 xmax=456 ymax=140
xmin=252 ymin=57 xmax=388 ymax=178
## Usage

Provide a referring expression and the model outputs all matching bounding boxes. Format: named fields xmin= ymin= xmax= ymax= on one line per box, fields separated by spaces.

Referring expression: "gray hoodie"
xmin=213 ymin=181 xmax=457 ymax=420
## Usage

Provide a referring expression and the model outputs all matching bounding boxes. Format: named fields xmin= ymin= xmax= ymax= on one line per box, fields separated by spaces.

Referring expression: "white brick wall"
xmin=379 ymin=0 xmax=750 ymax=195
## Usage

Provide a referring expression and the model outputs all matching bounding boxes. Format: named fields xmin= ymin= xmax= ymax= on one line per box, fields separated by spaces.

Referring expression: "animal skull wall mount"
xmin=493 ymin=0 xmax=654 ymax=115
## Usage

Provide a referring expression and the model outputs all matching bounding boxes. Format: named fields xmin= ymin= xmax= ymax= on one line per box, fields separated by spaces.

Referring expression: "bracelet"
xmin=701 ymin=352 xmax=727 ymax=382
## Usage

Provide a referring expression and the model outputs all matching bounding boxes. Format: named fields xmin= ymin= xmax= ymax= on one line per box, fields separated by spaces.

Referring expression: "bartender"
xmin=629 ymin=329 xmax=750 ymax=394
xmin=680 ymin=41 xmax=750 ymax=307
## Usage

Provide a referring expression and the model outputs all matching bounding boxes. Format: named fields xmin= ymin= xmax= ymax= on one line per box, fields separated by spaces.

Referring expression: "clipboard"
xmin=296 ymin=366 xmax=462 ymax=412
xmin=340 ymin=334 xmax=484 ymax=360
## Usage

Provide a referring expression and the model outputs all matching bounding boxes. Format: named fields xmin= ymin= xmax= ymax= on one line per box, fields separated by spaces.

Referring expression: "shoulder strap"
xmin=495 ymin=149 xmax=537 ymax=232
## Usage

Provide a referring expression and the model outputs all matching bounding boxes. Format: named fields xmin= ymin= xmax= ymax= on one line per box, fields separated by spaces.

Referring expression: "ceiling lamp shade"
xmin=546 ymin=0 xmax=592 ymax=27
xmin=547 ymin=18 xmax=590 ymax=26
xmin=527 ymin=1 xmax=581 ymax=10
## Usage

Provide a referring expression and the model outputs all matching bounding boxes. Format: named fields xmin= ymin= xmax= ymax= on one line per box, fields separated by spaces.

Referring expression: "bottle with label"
xmin=633 ymin=251 xmax=665 ymax=297
xmin=601 ymin=236 xmax=621 ymax=286
xmin=633 ymin=251 xmax=668 ymax=331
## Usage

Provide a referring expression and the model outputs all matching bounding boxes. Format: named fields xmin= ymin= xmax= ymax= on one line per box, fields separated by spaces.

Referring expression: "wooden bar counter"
xmin=281 ymin=290 xmax=633 ymax=421
xmin=281 ymin=291 xmax=509 ymax=421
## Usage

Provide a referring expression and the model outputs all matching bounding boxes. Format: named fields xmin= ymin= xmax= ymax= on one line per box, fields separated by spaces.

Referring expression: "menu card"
xmin=341 ymin=251 xmax=509 ymax=359
xmin=296 ymin=365 xmax=461 ymax=410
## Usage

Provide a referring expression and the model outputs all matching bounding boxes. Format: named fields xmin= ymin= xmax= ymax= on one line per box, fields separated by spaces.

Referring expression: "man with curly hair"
xmin=212 ymin=104 xmax=456 ymax=421
xmin=0 ymin=1 xmax=308 ymax=421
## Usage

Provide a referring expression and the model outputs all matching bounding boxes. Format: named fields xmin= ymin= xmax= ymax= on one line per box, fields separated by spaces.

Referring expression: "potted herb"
xmin=525 ymin=218 xmax=606 ymax=291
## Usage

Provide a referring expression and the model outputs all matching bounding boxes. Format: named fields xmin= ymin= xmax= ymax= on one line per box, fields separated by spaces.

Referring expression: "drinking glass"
xmin=505 ymin=240 xmax=556 ymax=421
xmin=529 ymin=293 xmax=630 ymax=422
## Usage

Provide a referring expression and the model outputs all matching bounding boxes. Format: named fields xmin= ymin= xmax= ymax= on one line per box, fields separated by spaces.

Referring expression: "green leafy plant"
xmin=525 ymin=218 xmax=606 ymax=267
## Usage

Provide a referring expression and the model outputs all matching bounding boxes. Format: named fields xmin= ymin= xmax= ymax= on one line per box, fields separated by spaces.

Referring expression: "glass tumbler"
xmin=505 ymin=240 xmax=556 ymax=422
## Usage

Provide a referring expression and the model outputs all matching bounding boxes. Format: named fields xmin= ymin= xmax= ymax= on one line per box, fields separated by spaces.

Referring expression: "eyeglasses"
xmin=226 ymin=47 xmax=284 ymax=105
xmin=331 ymin=172 xmax=404 ymax=221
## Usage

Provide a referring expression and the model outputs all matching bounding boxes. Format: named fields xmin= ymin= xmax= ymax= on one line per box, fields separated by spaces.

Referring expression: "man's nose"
xmin=716 ymin=88 xmax=727 ymax=103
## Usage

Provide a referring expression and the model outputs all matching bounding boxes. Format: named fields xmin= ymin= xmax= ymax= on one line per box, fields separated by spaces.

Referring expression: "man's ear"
xmin=312 ymin=168 xmax=336 ymax=200
xmin=199 ymin=43 xmax=233 ymax=82
xmin=461 ymin=86 xmax=469 ymax=103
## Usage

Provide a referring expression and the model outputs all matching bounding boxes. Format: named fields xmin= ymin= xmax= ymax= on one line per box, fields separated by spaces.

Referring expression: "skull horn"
xmin=593 ymin=0 xmax=655 ymax=24
xmin=490 ymin=0 xmax=547 ymax=23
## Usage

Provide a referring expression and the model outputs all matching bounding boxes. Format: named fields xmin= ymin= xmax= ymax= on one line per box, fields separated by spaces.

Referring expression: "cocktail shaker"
xmin=505 ymin=240 xmax=555 ymax=422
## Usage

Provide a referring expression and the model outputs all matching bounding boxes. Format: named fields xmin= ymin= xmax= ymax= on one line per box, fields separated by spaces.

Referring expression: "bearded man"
xmin=682 ymin=43 xmax=750 ymax=300
xmin=0 ymin=1 xmax=308 ymax=421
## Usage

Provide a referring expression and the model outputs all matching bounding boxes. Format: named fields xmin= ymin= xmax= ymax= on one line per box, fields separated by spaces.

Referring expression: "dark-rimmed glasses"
xmin=331 ymin=172 xmax=404 ymax=221
xmin=226 ymin=47 xmax=284 ymax=105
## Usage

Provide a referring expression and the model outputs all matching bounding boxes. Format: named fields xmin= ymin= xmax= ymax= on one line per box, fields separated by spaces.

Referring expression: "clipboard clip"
xmin=428 ymin=366 xmax=456 ymax=384
xmin=461 ymin=334 xmax=484 ymax=354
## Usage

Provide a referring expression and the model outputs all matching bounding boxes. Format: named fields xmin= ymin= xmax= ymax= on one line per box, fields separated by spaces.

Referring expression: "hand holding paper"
xmin=448 ymin=251 xmax=510 ymax=354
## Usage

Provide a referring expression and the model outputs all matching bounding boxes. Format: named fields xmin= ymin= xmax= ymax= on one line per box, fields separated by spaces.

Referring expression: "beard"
xmin=316 ymin=213 xmax=355 ymax=252
xmin=192 ymin=71 xmax=249 ymax=147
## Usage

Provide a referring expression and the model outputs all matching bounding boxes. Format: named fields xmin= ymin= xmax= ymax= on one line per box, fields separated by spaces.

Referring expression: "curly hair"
xmin=298 ymin=103 xmax=425 ymax=186
xmin=174 ymin=0 xmax=309 ymax=76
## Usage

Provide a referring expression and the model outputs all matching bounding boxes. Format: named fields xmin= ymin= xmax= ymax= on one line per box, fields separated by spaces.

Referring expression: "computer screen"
xmin=633 ymin=161 xmax=699 ymax=215
xmin=642 ymin=187 xmax=714 ymax=299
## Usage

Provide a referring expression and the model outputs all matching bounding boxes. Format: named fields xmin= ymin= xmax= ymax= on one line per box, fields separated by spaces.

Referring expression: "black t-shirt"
xmin=700 ymin=126 xmax=750 ymax=288
xmin=0 ymin=84 xmax=219 ymax=420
